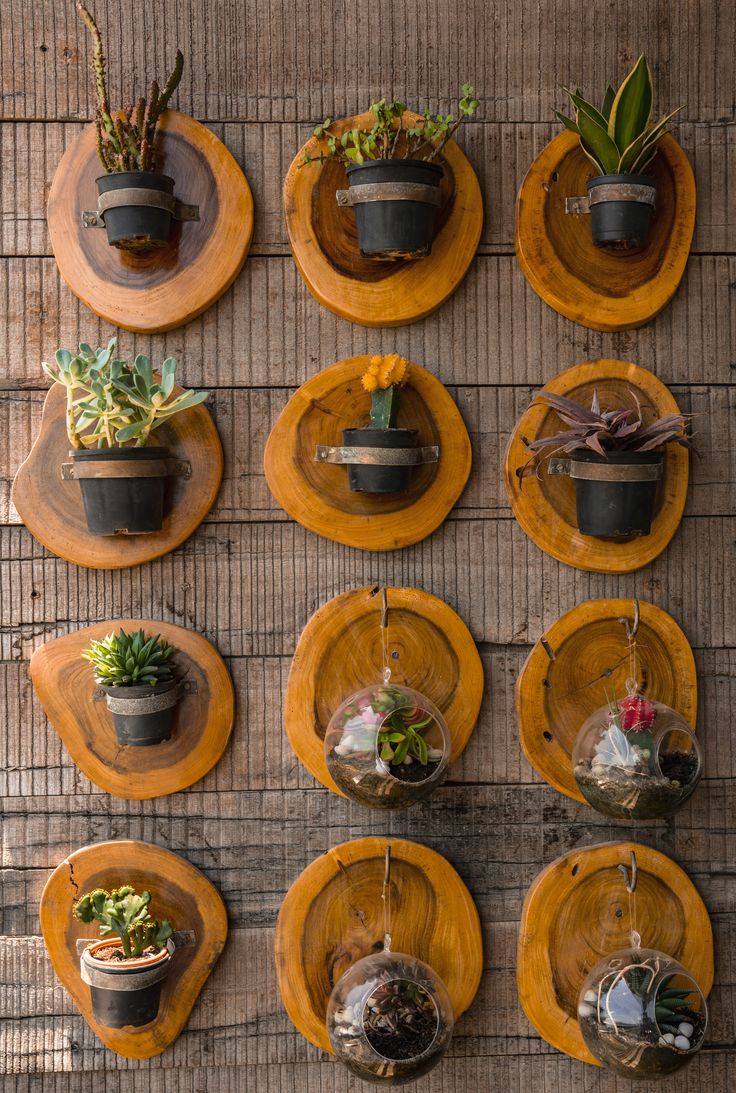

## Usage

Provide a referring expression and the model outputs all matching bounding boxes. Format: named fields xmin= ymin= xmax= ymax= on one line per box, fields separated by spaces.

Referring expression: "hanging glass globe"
xmin=327 ymin=950 xmax=454 ymax=1085
xmin=578 ymin=945 xmax=708 ymax=1078
xmin=324 ymin=682 xmax=450 ymax=809
xmin=572 ymin=685 xmax=702 ymax=820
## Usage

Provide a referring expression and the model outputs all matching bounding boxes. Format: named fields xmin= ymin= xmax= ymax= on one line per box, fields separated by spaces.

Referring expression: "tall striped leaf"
xmin=608 ymin=54 xmax=653 ymax=152
xmin=576 ymin=107 xmax=620 ymax=174
xmin=601 ymin=84 xmax=616 ymax=121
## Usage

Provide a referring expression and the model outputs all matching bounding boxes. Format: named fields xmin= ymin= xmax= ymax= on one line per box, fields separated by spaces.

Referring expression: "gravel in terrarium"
xmin=327 ymin=951 xmax=454 ymax=1085
xmin=324 ymin=684 xmax=450 ymax=809
xmin=578 ymin=945 xmax=707 ymax=1078
xmin=572 ymin=690 xmax=702 ymax=820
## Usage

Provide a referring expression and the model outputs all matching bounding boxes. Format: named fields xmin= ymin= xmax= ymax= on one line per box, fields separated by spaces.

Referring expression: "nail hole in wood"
xmin=543 ymin=731 xmax=553 ymax=742
xmin=571 ymin=864 xmax=579 ymax=876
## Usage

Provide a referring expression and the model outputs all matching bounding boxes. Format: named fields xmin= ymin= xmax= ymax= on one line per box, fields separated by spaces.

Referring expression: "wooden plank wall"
xmin=1 ymin=0 xmax=734 ymax=1089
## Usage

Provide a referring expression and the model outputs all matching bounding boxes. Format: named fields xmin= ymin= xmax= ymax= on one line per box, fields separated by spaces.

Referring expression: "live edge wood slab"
xmin=515 ymin=132 xmax=696 ymax=331
xmin=30 ymin=619 xmax=235 ymax=799
xmin=274 ymin=836 xmax=483 ymax=1052
xmin=283 ymin=112 xmax=483 ymax=326
xmin=264 ymin=355 xmax=472 ymax=551
xmin=40 ymin=839 xmax=228 ymax=1059
xmin=516 ymin=598 xmax=697 ymax=802
xmin=517 ymin=841 xmax=714 ymax=1066
xmin=503 ymin=359 xmax=689 ymax=573
xmin=47 ymin=110 xmax=253 ymax=333
xmin=11 ymin=384 xmax=222 ymax=569
xmin=284 ymin=585 xmax=484 ymax=795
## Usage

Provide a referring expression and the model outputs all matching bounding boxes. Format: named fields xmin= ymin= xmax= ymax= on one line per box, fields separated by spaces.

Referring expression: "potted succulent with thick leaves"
xmin=302 ymin=88 xmax=479 ymax=258
xmin=77 ymin=3 xmax=184 ymax=251
xmin=83 ymin=628 xmax=178 ymax=746
xmin=557 ymin=54 xmax=681 ymax=250
xmin=74 ymin=886 xmax=174 ymax=1028
xmin=522 ymin=389 xmax=690 ymax=538
xmin=42 ymin=338 xmax=208 ymax=535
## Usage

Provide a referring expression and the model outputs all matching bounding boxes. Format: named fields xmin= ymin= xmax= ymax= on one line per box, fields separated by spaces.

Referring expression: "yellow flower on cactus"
xmin=361 ymin=354 xmax=409 ymax=393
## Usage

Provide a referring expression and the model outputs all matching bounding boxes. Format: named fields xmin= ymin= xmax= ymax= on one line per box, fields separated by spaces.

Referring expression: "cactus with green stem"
xmin=74 ymin=885 xmax=173 ymax=959
xmin=361 ymin=354 xmax=410 ymax=430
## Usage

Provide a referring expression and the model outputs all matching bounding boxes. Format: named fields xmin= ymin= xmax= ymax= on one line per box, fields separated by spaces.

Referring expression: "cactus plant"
xmin=76 ymin=3 xmax=183 ymax=173
xmin=361 ymin=354 xmax=410 ymax=430
xmin=41 ymin=338 xmax=208 ymax=450
xmin=74 ymin=885 xmax=173 ymax=958
xmin=82 ymin=629 xmax=176 ymax=688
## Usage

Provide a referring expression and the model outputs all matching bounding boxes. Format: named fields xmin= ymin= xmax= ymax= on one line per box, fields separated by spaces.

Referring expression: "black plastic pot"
xmin=96 ymin=171 xmax=175 ymax=251
xmin=586 ymin=173 xmax=656 ymax=251
xmin=71 ymin=447 xmax=169 ymax=536
xmin=345 ymin=159 xmax=443 ymax=258
xmin=342 ymin=427 xmax=418 ymax=494
xmin=571 ymin=450 xmax=664 ymax=538
xmin=82 ymin=941 xmax=171 ymax=1029
xmin=102 ymin=679 xmax=180 ymax=747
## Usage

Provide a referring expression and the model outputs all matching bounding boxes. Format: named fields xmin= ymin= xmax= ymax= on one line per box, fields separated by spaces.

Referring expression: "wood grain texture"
xmin=11 ymin=384 xmax=222 ymax=569
xmin=284 ymin=586 xmax=484 ymax=794
xmin=263 ymin=356 xmax=472 ymax=549
xmin=504 ymin=359 xmax=689 ymax=573
xmin=39 ymin=839 xmax=228 ymax=1059
xmin=29 ymin=619 xmax=235 ymax=799
xmin=516 ymin=599 xmax=698 ymax=803
xmin=283 ymin=112 xmax=482 ymax=325
xmin=46 ymin=111 xmax=253 ymax=333
xmin=517 ymin=841 xmax=714 ymax=1065
xmin=274 ymin=837 xmax=483 ymax=1051
xmin=515 ymin=132 xmax=696 ymax=330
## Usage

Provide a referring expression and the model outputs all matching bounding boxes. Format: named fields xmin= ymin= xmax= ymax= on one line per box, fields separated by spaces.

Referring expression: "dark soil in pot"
xmin=573 ymin=749 xmax=700 ymax=820
xmin=82 ymin=940 xmax=171 ymax=1029
xmin=345 ymin=158 xmax=443 ymax=258
xmin=586 ymin=173 xmax=656 ymax=253
xmin=342 ymin=428 xmax=418 ymax=494
xmin=96 ymin=171 xmax=175 ymax=252
xmin=71 ymin=446 xmax=169 ymax=536
xmin=326 ymin=746 xmax=445 ymax=809
xmin=570 ymin=450 xmax=663 ymax=538
xmin=579 ymin=1008 xmax=705 ymax=1078
xmin=102 ymin=678 xmax=180 ymax=747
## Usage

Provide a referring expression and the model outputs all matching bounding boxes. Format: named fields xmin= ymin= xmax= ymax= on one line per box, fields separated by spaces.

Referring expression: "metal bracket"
xmin=92 ymin=679 xmax=198 ymax=703
xmin=76 ymin=930 xmax=195 ymax=955
xmin=565 ymin=182 xmax=656 ymax=216
xmin=61 ymin=457 xmax=191 ymax=482
xmin=336 ymin=182 xmax=442 ymax=207
xmin=82 ymin=187 xmax=200 ymax=229
xmin=546 ymin=458 xmax=662 ymax=483
xmin=565 ymin=196 xmax=590 ymax=215
xmin=314 ymin=444 xmax=439 ymax=467
xmin=548 ymin=458 xmax=571 ymax=476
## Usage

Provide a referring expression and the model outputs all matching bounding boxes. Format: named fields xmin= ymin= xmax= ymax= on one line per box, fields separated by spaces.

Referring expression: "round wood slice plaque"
xmin=516 ymin=598 xmax=697 ymax=802
xmin=503 ymin=359 xmax=689 ymax=573
xmin=264 ymin=355 xmax=472 ymax=551
xmin=517 ymin=841 xmax=713 ymax=1065
xmin=275 ymin=836 xmax=483 ymax=1051
xmin=284 ymin=585 xmax=483 ymax=795
xmin=30 ymin=619 xmax=235 ymax=799
xmin=11 ymin=384 xmax=222 ymax=569
xmin=47 ymin=110 xmax=253 ymax=333
xmin=515 ymin=132 xmax=696 ymax=331
xmin=283 ymin=112 xmax=483 ymax=326
xmin=40 ymin=839 xmax=228 ymax=1059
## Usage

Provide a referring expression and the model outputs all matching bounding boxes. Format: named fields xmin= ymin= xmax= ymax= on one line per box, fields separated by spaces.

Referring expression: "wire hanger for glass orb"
xmin=382 ymin=844 xmax=393 ymax=953
xmin=617 ymin=598 xmax=641 ymax=695
xmin=380 ymin=588 xmax=392 ymax=685
xmin=618 ymin=848 xmax=640 ymax=948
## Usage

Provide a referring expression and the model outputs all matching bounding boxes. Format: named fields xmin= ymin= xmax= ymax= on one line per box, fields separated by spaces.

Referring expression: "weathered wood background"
xmin=1 ymin=1 xmax=735 ymax=1089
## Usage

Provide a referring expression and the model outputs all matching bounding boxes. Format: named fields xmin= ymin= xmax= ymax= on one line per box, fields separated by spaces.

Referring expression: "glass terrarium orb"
xmin=572 ymin=690 xmax=702 ymax=820
xmin=324 ymin=683 xmax=451 ymax=809
xmin=578 ymin=946 xmax=708 ymax=1079
xmin=327 ymin=950 xmax=454 ymax=1085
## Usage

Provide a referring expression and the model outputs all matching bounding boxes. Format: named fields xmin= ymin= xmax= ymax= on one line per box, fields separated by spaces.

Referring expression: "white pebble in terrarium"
xmin=327 ymin=951 xmax=454 ymax=1085
xmin=578 ymin=945 xmax=707 ymax=1078
xmin=572 ymin=687 xmax=702 ymax=820
xmin=324 ymin=684 xmax=450 ymax=809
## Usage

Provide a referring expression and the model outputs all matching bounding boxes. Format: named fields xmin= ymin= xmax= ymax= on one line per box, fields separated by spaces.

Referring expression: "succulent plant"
xmin=82 ymin=628 xmax=176 ymax=688
xmin=42 ymin=338 xmax=208 ymax=449
xmin=302 ymin=86 xmax=479 ymax=167
xmin=74 ymin=885 xmax=173 ymax=959
xmin=361 ymin=354 xmax=410 ymax=430
xmin=557 ymin=54 xmax=681 ymax=176
xmin=373 ymin=688 xmax=442 ymax=768
xmin=77 ymin=3 xmax=183 ymax=173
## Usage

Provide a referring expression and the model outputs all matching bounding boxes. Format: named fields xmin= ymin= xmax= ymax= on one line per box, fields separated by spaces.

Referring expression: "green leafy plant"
xmin=82 ymin=628 xmax=176 ymax=688
xmin=77 ymin=2 xmax=183 ymax=173
xmin=372 ymin=689 xmax=442 ymax=768
xmin=302 ymin=86 xmax=479 ymax=167
xmin=556 ymin=54 xmax=681 ymax=175
xmin=360 ymin=354 xmax=409 ymax=429
xmin=74 ymin=885 xmax=173 ymax=959
xmin=42 ymin=338 xmax=208 ymax=449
